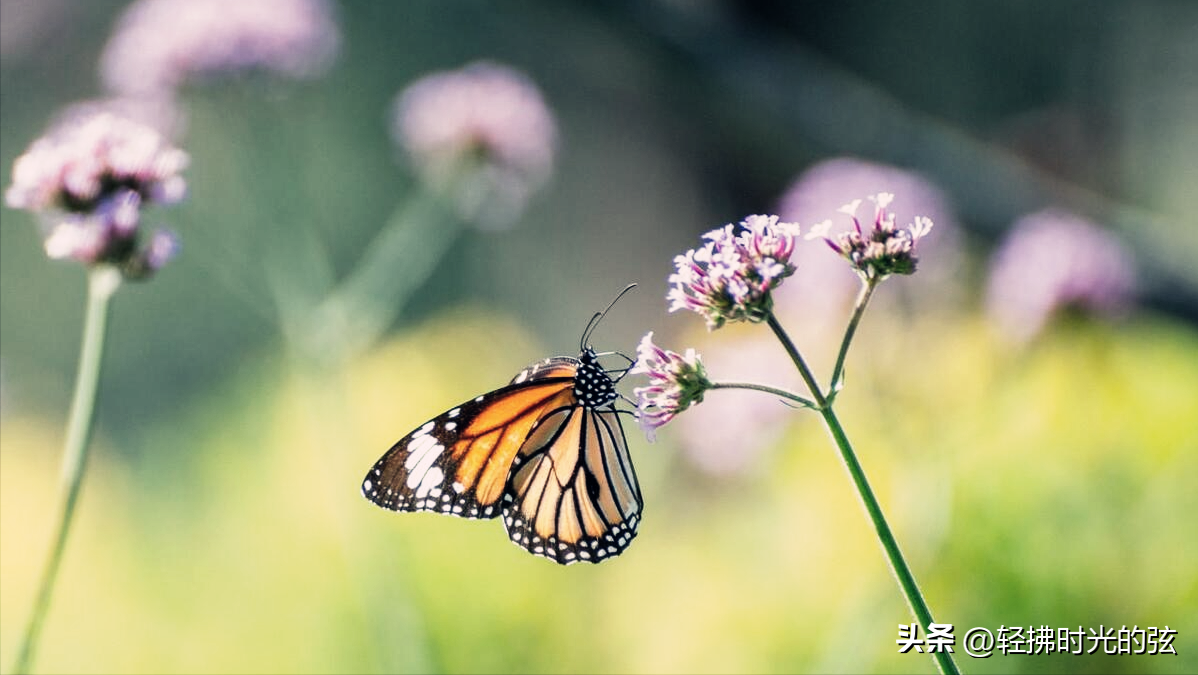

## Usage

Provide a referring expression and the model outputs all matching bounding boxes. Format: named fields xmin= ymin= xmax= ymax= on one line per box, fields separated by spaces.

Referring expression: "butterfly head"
xmin=574 ymin=347 xmax=618 ymax=409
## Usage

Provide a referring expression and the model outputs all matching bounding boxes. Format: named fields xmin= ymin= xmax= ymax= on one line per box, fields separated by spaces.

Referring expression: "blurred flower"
xmin=392 ymin=61 xmax=558 ymax=228
xmin=99 ymin=0 xmax=340 ymax=97
xmin=808 ymin=193 xmax=933 ymax=282
xmin=631 ymin=332 xmax=711 ymax=441
xmin=6 ymin=110 xmax=188 ymax=212
xmin=676 ymin=336 xmax=796 ymax=476
xmin=986 ymin=209 xmax=1137 ymax=342
xmin=5 ymin=109 xmax=188 ymax=278
xmin=668 ymin=215 xmax=801 ymax=330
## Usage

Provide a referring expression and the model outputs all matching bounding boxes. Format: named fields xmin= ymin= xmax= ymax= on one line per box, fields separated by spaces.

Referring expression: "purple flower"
xmin=392 ymin=61 xmax=558 ymax=228
xmin=668 ymin=214 xmax=802 ymax=329
xmin=774 ymin=159 xmax=966 ymax=330
xmin=99 ymin=0 xmax=340 ymax=97
xmin=807 ymin=193 xmax=934 ymax=281
xmin=630 ymin=332 xmax=712 ymax=441
xmin=6 ymin=110 xmax=188 ymax=213
xmin=986 ymin=209 xmax=1137 ymax=342
xmin=5 ymin=109 xmax=188 ymax=278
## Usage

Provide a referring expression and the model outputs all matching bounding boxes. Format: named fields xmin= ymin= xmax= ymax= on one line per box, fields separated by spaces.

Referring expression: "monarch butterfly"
xmin=361 ymin=286 xmax=643 ymax=565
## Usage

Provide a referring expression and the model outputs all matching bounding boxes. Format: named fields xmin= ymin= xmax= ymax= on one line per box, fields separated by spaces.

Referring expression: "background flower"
xmin=392 ymin=61 xmax=558 ymax=228
xmin=99 ymin=0 xmax=340 ymax=97
xmin=5 ymin=109 xmax=187 ymax=275
xmin=986 ymin=208 xmax=1138 ymax=343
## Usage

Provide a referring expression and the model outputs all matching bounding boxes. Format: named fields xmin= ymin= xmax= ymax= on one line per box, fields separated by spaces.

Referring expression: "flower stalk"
xmin=13 ymin=266 xmax=121 ymax=675
xmin=706 ymin=381 xmax=815 ymax=410
xmin=767 ymin=310 xmax=959 ymax=675
xmin=829 ymin=277 xmax=878 ymax=396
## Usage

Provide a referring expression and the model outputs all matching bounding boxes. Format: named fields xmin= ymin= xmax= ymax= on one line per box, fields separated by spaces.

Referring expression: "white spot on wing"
xmin=415 ymin=466 xmax=444 ymax=499
xmin=405 ymin=434 xmax=444 ymax=489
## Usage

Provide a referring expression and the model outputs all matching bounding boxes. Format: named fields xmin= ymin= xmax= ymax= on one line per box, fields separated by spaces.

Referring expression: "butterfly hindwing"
xmin=501 ymin=400 xmax=643 ymax=565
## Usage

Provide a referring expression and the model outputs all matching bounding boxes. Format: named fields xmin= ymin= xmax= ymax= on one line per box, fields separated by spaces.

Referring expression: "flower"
xmin=99 ymin=0 xmax=340 ymax=97
xmin=630 ymin=332 xmax=712 ymax=441
xmin=777 ymin=158 xmax=957 ymax=240
xmin=986 ymin=208 xmax=1137 ymax=342
xmin=392 ymin=61 xmax=557 ymax=228
xmin=776 ymin=159 xmax=964 ymax=322
xmin=667 ymin=214 xmax=801 ymax=330
xmin=6 ymin=111 xmax=187 ymax=213
xmin=5 ymin=109 xmax=188 ymax=278
xmin=810 ymin=192 xmax=934 ymax=282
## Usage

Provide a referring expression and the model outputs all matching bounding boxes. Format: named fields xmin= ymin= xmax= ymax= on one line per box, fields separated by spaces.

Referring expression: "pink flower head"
xmin=630 ymin=332 xmax=711 ymax=442
xmin=809 ymin=192 xmax=934 ymax=281
xmin=100 ymin=0 xmax=340 ymax=96
xmin=986 ymin=209 xmax=1137 ymax=342
xmin=774 ymin=158 xmax=965 ymax=328
xmin=668 ymin=214 xmax=801 ymax=329
xmin=392 ymin=61 xmax=558 ymax=228
xmin=6 ymin=110 xmax=187 ymax=213
xmin=5 ymin=109 xmax=187 ymax=278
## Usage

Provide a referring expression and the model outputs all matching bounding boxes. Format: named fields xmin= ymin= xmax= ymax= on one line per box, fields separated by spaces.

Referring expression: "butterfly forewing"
xmin=361 ymin=375 xmax=573 ymax=519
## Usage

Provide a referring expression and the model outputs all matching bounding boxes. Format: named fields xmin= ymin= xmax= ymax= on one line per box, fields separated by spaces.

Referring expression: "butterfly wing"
xmin=362 ymin=370 xmax=576 ymax=519
xmin=510 ymin=356 xmax=579 ymax=384
xmin=502 ymin=405 xmax=643 ymax=564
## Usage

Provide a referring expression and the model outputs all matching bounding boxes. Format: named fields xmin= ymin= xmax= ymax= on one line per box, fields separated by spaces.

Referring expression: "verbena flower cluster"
xmin=631 ymin=333 xmax=711 ymax=441
xmin=5 ymin=111 xmax=188 ymax=277
xmin=668 ymin=214 xmax=801 ymax=329
xmin=392 ymin=61 xmax=557 ymax=227
xmin=99 ymin=0 xmax=340 ymax=96
xmin=807 ymin=192 xmax=933 ymax=281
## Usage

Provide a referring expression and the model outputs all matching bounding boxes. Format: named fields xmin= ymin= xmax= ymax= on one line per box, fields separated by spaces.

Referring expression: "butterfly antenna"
xmin=580 ymin=283 xmax=637 ymax=350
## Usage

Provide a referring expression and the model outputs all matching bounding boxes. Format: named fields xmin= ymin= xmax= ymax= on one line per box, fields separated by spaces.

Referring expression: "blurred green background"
xmin=2 ymin=1 xmax=1196 ymax=673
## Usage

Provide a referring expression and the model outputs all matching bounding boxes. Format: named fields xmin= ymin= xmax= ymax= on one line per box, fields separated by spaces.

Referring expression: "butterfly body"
xmin=363 ymin=346 xmax=643 ymax=565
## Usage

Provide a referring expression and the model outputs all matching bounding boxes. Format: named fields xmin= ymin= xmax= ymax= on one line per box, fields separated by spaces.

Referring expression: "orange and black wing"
xmin=502 ymin=406 xmax=643 ymax=564
xmin=361 ymin=361 xmax=577 ymax=520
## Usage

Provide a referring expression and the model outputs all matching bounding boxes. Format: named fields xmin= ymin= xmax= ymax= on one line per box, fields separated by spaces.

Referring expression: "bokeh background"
xmin=2 ymin=1 xmax=1196 ymax=673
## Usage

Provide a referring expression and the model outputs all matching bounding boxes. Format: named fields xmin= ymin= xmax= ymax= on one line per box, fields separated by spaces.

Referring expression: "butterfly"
xmin=361 ymin=286 xmax=643 ymax=565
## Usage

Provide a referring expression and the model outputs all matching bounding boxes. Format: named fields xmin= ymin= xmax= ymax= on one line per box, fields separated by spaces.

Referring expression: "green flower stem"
xmin=707 ymin=381 xmax=816 ymax=410
xmin=13 ymin=266 xmax=121 ymax=675
xmin=765 ymin=313 xmax=828 ymax=409
xmin=828 ymin=277 xmax=878 ymax=395
xmin=765 ymin=311 xmax=961 ymax=675
xmin=306 ymin=192 xmax=462 ymax=362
